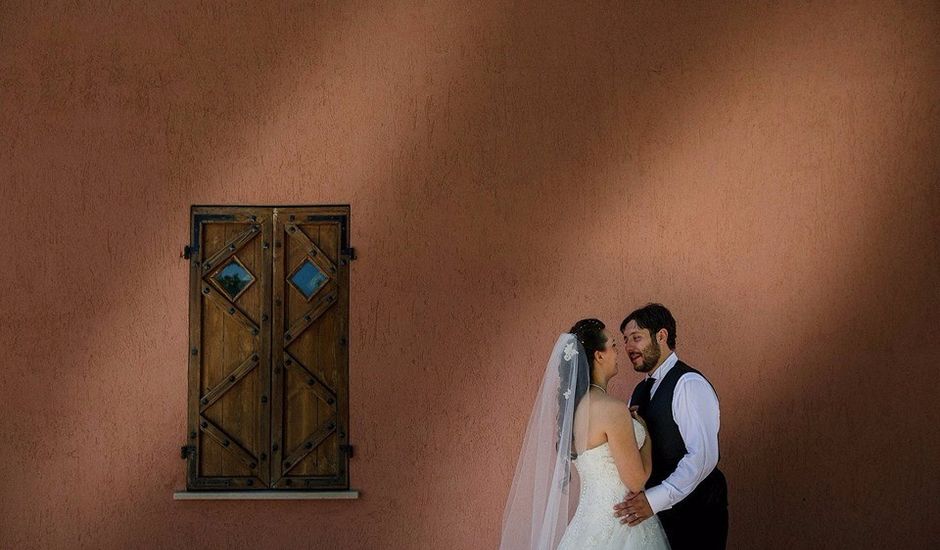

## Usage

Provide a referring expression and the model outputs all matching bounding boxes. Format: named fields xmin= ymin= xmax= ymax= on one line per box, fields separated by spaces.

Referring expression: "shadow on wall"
xmin=712 ymin=97 xmax=940 ymax=547
xmin=0 ymin=3 xmax=418 ymax=548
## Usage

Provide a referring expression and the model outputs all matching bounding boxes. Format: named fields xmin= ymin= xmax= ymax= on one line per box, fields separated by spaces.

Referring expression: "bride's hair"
xmin=570 ymin=318 xmax=608 ymax=369
xmin=558 ymin=319 xmax=607 ymax=460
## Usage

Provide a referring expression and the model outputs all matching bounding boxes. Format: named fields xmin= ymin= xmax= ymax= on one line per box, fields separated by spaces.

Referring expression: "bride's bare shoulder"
xmin=589 ymin=392 xmax=630 ymax=419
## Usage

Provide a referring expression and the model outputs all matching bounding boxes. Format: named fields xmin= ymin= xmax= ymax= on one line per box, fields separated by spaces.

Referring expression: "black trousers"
xmin=658 ymin=504 xmax=728 ymax=550
xmin=650 ymin=467 xmax=729 ymax=549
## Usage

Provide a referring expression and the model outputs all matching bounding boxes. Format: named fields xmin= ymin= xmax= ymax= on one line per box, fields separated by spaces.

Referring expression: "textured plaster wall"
xmin=1 ymin=1 xmax=938 ymax=549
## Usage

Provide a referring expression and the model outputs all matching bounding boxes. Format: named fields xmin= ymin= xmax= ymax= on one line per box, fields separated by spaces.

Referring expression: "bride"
xmin=500 ymin=319 xmax=670 ymax=549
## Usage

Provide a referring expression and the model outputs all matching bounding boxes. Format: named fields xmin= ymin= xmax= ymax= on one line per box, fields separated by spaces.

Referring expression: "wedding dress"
xmin=556 ymin=420 xmax=670 ymax=549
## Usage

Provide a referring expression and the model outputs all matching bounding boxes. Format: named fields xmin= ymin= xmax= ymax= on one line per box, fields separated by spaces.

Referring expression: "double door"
xmin=184 ymin=205 xmax=351 ymax=490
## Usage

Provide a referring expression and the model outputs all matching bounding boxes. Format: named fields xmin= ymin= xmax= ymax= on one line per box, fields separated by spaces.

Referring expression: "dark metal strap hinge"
xmin=181 ymin=444 xmax=196 ymax=459
xmin=340 ymin=444 xmax=354 ymax=458
xmin=341 ymin=247 xmax=357 ymax=261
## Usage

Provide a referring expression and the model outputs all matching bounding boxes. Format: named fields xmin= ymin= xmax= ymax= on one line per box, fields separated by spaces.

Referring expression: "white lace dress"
xmin=557 ymin=420 xmax=671 ymax=549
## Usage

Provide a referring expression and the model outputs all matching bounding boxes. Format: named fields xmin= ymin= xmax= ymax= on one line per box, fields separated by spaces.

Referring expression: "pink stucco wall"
xmin=2 ymin=2 xmax=938 ymax=548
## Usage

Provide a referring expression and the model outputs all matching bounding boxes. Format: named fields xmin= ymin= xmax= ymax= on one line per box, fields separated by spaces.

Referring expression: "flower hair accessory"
xmin=563 ymin=342 xmax=578 ymax=361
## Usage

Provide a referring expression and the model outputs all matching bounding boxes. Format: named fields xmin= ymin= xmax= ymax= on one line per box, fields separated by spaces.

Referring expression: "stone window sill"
xmin=173 ymin=490 xmax=359 ymax=500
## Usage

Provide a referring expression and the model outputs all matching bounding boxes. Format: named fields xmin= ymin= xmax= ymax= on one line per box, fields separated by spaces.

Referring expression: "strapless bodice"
xmin=556 ymin=420 xmax=669 ymax=549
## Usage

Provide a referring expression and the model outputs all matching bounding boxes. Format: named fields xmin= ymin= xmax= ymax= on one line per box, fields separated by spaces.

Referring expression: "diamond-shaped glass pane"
xmin=290 ymin=260 xmax=328 ymax=299
xmin=213 ymin=258 xmax=255 ymax=300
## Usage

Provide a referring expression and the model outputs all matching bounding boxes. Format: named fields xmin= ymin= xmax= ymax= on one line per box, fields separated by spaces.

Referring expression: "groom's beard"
xmin=634 ymin=339 xmax=662 ymax=373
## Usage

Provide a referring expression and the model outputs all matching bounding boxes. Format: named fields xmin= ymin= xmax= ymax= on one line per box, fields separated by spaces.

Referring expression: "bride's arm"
xmin=602 ymin=401 xmax=651 ymax=494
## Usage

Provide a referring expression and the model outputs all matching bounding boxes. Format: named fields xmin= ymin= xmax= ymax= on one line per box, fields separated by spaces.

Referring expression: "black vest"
xmin=630 ymin=360 xmax=728 ymax=511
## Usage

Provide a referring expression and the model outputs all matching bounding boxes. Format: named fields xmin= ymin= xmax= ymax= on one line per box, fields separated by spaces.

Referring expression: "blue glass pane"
xmin=290 ymin=260 xmax=328 ymax=298
xmin=214 ymin=259 xmax=254 ymax=299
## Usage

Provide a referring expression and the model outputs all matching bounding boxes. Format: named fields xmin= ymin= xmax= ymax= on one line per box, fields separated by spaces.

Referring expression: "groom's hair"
xmin=620 ymin=303 xmax=677 ymax=349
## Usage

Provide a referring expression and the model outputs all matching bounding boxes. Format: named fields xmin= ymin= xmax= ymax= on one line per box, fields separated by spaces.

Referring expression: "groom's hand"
xmin=613 ymin=491 xmax=653 ymax=526
xmin=628 ymin=406 xmax=647 ymax=429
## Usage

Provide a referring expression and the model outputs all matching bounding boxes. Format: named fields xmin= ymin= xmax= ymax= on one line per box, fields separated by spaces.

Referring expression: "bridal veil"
xmin=499 ymin=333 xmax=593 ymax=550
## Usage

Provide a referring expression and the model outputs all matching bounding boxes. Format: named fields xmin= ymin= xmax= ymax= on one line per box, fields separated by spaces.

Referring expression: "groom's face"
xmin=622 ymin=320 xmax=661 ymax=373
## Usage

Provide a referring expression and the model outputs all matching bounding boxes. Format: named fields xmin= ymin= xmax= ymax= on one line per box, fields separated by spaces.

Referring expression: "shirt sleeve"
xmin=644 ymin=373 xmax=720 ymax=514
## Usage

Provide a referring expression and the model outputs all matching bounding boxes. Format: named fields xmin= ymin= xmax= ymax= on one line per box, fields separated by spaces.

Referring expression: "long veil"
xmin=499 ymin=333 xmax=592 ymax=549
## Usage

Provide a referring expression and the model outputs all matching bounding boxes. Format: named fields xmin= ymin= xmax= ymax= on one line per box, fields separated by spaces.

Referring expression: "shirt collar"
xmin=647 ymin=351 xmax=679 ymax=381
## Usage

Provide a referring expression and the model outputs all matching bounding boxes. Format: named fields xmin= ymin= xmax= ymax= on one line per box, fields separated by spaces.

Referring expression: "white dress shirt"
xmin=630 ymin=352 xmax=721 ymax=514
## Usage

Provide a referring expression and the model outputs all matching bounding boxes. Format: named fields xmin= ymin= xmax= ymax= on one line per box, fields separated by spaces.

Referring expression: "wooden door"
xmin=185 ymin=206 xmax=272 ymax=489
xmin=271 ymin=207 xmax=350 ymax=489
xmin=185 ymin=205 xmax=350 ymax=490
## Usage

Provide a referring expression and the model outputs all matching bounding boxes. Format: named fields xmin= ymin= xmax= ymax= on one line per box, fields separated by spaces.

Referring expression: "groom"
xmin=612 ymin=303 xmax=728 ymax=549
